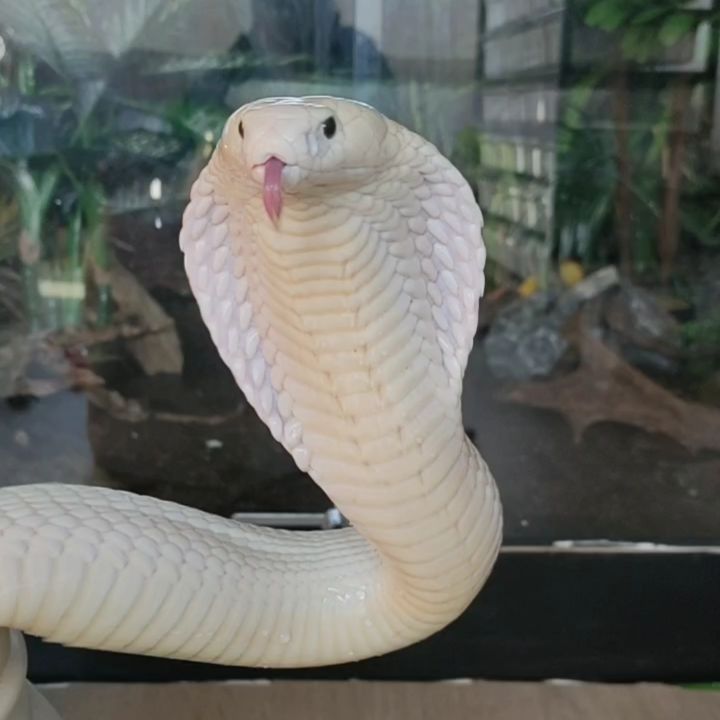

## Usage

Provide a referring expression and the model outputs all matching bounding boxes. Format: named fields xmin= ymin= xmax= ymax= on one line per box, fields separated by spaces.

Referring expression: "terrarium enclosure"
xmin=0 ymin=0 xmax=719 ymax=684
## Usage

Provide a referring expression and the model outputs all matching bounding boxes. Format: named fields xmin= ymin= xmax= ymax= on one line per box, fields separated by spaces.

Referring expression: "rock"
xmin=0 ymin=327 xmax=32 ymax=397
xmin=614 ymin=344 xmax=680 ymax=377
xmin=604 ymin=282 xmax=682 ymax=358
xmin=484 ymin=292 xmax=571 ymax=381
xmin=551 ymin=266 xmax=621 ymax=332
xmin=484 ymin=267 xmax=621 ymax=381
xmin=567 ymin=266 xmax=620 ymax=303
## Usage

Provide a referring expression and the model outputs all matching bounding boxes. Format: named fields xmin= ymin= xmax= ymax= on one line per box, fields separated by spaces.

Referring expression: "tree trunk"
xmin=612 ymin=65 xmax=634 ymax=276
xmin=658 ymin=78 xmax=691 ymax=283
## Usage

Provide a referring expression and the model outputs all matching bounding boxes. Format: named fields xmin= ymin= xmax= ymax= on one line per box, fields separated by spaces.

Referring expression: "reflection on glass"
xmin=0 ymin=0 xmax=718 ymax=544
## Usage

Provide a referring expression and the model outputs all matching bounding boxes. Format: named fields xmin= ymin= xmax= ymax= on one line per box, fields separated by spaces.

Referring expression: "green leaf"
xmin=659 ymin=12 xmax=695 ymax=47
xmin=622 ymin=27 xmax=657 ymax=61
xmin=631 ymin=7 xmax=669 ymax=26
xmin=586 ymin=0 xmax=629 ymax=30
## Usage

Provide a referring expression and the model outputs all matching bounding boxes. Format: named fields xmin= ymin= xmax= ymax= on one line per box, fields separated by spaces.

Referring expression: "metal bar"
xmin=231 ymin=509 xmax=347 ymax=529
xmin=231 ymin=512 xmax=720 ymax=553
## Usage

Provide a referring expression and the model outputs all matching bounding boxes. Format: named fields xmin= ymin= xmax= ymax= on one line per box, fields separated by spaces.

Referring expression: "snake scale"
xmin=0 ymin=97 xmax=502 ymax=718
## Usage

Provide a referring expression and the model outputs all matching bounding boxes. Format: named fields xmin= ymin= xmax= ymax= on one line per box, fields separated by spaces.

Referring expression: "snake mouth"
xmin=253 ymin=156 xmax=287 ymax=224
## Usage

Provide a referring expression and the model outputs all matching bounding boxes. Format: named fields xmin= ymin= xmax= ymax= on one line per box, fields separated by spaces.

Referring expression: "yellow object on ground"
xmin=518 ymin=276 xmax=540 ymax=297
xmin=559 ymin=260 xmax=584 ymax=287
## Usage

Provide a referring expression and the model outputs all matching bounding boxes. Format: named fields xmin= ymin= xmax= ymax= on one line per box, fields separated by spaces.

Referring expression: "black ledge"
xmin=27 ymin=548 xmax=720 ymax=684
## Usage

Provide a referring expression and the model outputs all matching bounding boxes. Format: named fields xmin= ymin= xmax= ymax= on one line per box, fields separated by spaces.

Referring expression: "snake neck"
xmin=242 ymin=182 xmax=458 ymax=452
xmin=215 ymin=177 xmax=498 ymax=610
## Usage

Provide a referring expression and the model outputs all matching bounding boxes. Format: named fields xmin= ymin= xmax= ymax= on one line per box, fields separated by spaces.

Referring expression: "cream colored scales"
xmin=0 ymin=97 xmax=502 ymax=719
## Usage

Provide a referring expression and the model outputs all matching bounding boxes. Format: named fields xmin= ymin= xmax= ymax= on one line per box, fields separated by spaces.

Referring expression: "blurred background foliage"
xmin=0 ymin=0 xmax=718 ymax=538
xmin=0 ymin=0 xmax=718 ymax=371
xmin=0 ymin=0 xmax=262 ymax=330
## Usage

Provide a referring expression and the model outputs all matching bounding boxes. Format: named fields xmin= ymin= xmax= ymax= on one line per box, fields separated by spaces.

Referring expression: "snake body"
xmin=0 ymin=97 xmax=501 ymax=716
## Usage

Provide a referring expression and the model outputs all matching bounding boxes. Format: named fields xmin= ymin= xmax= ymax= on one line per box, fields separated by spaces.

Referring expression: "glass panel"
xmin=0 ymin=0 xmax=718 ymax=545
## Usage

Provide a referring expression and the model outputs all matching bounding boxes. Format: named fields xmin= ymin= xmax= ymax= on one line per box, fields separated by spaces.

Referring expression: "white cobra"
xmin=0 ymin=96 xmax=502 ymax=718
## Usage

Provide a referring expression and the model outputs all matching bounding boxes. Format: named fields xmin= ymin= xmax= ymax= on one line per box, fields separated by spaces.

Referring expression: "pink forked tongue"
xmin=263 ymin=157 xmax=285 ymax=223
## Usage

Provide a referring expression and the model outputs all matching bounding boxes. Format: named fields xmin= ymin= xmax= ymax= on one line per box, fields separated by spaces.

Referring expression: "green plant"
xmin=11 ymin=163 xmax=61 ymax=329
xmin=0 ymin=0 xmax=256 ymax=330
xmin=582 ymin=0 xmax=720 ymax=280
xmin=682 ymin=311 xmax=720 ymax=351
xmin=585 ymin=0 xmax=704 ymax=62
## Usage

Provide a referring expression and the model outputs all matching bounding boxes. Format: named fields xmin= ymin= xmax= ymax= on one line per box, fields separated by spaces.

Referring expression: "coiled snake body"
xmin=0 ymin=97 xmax=502 ymax=718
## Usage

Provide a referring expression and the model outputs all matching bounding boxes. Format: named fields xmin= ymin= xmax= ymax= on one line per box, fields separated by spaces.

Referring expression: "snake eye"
xmin=238 ymin=120 xmax=244 ymax=138
xmin=322 ymin=116 xmax=336 ymax=139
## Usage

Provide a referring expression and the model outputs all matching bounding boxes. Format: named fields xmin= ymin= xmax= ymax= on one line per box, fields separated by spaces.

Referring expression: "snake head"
xmin=217 ymin=96 xmax=395 ymax=222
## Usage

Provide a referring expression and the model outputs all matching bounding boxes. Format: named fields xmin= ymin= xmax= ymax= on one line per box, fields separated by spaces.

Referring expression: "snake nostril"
xmin=238 ymin=120 xmax=244 ymax=138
